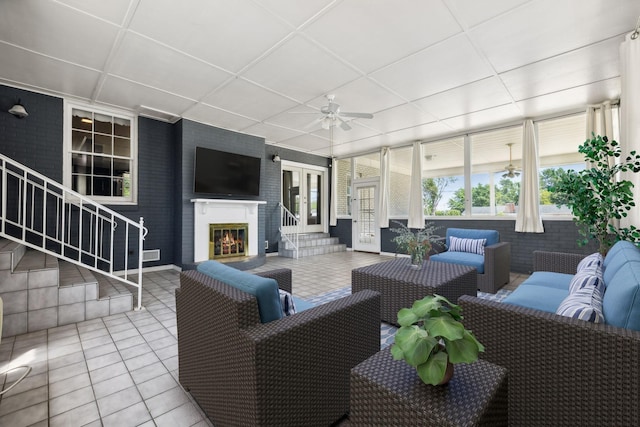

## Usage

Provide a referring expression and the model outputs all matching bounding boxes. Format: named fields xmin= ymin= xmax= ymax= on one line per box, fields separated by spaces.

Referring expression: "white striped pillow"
xmin=449 ymin=236 xmax=486 ymax=255
xmin=279 ymin=289 xmax=297 ymax=316
xmin=556 ymin=284 xmax=604 ymax=323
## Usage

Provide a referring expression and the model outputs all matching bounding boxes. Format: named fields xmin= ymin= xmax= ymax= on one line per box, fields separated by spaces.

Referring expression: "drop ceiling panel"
xmin=0 ymin=0 xmax=120 ymax=70
xmin=371 ymin=34 xmax=494 ymax=101
xmin=97 ymin=76 xmax=195 ymax=114
xmin=306 ymin=78 xmax=406 ymax=115
xmin=55 ymin=0 xmax=133 ymax=25
xmin=0 ymin=43 xmax=101 ymax=99
xmin=499 ymin=36 xmax=622 ymax=101
xmin=470 ymin=0 xmax=640 ymax=73
xmin=129 ymin=0 xmax=292 ymax=72
xmin=242 ymin=35 xmax=360 ymax=103
xmin=111 ymin=33 xmax=232 ymax=100
xmin=413 ymin=77 xmax=514 ymax=120
xmin=266 ymin=105 xmax=324 ymax=129
xmin=277 ymin=133 xmax=330 ymax=153
xmin=183 ymin=103 xmax=260 ymax=130
xmin=311 ymin=123 xmax=380 ymax=144
xmin=516 ymin=78 xmax=621 ymax=118
xmin=442 ymin=104 xmax=523 ymax=132
xmin=202 ymin=78 xmax=298 ymax=121
xmin=241 ymin=123 xmax=304 ymax=144
xmin=445 ymin=0 xmax=532 ymax=29
xmin=385 ymin=121 xmax=456 ymax=145
xmin=365 ymin=104 xmax=437 ymax=134
xmin=259 ymin=0 xmax=334 ymax=28
xmin=304 ymin=0 xmax=462 ymax=73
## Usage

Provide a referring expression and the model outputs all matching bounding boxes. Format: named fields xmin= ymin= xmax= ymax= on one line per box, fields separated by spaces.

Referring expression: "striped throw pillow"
xmin=568 ymin=266 xmax=604 ymax=294
xmin=556 ymin=283 xmax=605 ymax=323
xmin=576 ymin=252 xmax=604 ymax=272
xmin=279 ymin=289 xmax=297 ymax=316
xmin=449 ymin=236 xmax=487 ymax=255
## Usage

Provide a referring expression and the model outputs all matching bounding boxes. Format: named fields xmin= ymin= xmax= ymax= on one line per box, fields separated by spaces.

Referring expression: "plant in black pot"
xmin=391 ymin=294 xmax=484 ymax=386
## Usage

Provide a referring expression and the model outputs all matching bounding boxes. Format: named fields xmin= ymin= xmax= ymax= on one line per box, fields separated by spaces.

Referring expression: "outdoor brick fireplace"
xmin=191 ymin=199 xmax=266 ymax=263
xmin=209 ymin=223 xmax=248 ymax=259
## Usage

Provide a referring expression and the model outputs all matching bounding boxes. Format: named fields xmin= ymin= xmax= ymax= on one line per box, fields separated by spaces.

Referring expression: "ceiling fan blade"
xmin=303 ymin=117 xmax=324 ymax=129
xmin=338 ymin=117 xmax=351 ymax=131
xmin=340 ymin=112 xmax=373 ymax=119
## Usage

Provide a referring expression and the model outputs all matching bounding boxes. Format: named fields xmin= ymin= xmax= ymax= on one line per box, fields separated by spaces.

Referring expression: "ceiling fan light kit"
xmin=299 ymin=94 xmax=373 ymax=131
xmin=502 ymin=143 xmax=521 ymax=178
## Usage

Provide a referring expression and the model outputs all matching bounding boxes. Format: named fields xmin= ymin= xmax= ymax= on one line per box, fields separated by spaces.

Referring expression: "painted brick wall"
xmin=333 ymin=218 xmax=598 ymax=274
xmin=0 ymin=85 xmax=63 ymax=182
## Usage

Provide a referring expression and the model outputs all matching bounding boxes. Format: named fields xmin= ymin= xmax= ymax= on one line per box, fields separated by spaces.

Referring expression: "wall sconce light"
xmin=8 ymin=100 xmax=28 ymax=119
xmin=272 ymin=154 xmax=281 ymax=162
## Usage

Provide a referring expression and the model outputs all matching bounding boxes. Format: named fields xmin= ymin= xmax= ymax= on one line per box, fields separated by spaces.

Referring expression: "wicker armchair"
xmin=458 ymin=250 xmax=640 ymax=426
xmin=176 ymin=268 xmax=381 ymax=427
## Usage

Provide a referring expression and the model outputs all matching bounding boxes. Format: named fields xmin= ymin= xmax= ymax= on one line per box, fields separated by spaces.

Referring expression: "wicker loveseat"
xmin=175 ymin=265 xmax=381 ymax=427
xmin=429 ymin=228 xmax=511 ymax=293
xmin=459 ymin=243 xmax=640 ymax=426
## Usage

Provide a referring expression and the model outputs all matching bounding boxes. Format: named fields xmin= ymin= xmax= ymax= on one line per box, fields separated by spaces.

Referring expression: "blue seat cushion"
xmin=603 ymin=241 xmax=640 ymax=286
xmin=503 ymin=285 xmax=569 ymax=314
xmin=292 ymin=296 xmax=315 ymax=312
xmin=430 ymin=251 xmax=485 ymax=274
xmin=197 ymin=260 xmax=282 ymax=323
xmin=520 ymin=271 xmax=574 ymax=291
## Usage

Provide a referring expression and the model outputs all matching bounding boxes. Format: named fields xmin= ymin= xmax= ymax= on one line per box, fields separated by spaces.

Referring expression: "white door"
xmin=281 ymin=164 xmax=326 ymax=234
xmin=352 ymin=180 xmax=380 ymax=252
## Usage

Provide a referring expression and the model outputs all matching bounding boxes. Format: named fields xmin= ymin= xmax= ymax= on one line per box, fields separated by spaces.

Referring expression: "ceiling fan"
xmin=301 ymin=94 xmax=373 ymax=131
xmin=502 ymin=143 xmax=521 ymax=178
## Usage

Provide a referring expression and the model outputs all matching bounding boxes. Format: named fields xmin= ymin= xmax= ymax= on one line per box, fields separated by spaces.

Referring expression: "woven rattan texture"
xmin=352 ymin=259 xmax=477 ymax=325
xmin=176 ymin=269 xmax=381 ymax=426
xmin=478 ymin=242 xmax=511 ymax=293
xmin=532 ymin=250 xmax=585 ymax=274
xmin=459 ymin=250 xmax=640 ymax=426
xmin=350 ymin=347 xmax=508 ymax=426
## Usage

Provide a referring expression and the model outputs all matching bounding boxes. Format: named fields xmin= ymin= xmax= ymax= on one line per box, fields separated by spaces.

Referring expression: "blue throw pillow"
xmin=449 ymin=236 xmax=486 ymax=255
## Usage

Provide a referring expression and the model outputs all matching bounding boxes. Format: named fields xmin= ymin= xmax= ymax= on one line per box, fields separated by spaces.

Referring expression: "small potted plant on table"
xmin=391 ymin=294 xmax=484 ymax=385
xmin=390 ymin=221 xmax=442 ymax=268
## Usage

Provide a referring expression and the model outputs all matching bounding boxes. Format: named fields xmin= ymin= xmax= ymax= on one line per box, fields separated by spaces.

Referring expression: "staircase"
xmin=278 ymin=232 xmax=346 ymax=258
xmin=0 ymin=239 xmax=134 ymax=337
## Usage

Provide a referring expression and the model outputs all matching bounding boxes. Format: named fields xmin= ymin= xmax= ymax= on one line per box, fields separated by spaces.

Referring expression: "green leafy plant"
xmin=391 ymin=294 xmax=484 ymax=386
xmin=390 ymin=221 xmax=442 ymax=264
xmin=551 ymin=134 xmax=640 ymax=254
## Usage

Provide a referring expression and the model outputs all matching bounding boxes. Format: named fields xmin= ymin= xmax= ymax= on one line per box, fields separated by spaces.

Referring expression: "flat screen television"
xmin=194 ymin=147 xmax=261 ymax=196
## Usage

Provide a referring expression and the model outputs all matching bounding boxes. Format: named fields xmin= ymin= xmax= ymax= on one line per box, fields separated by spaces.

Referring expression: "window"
xmin=354 ymin=152 xmax=380 ymax=179
xmin=64 ymin=102 xmax=137 ymax=204
xmin=537 ymin=114 xmax=587 ymax=215
xmin=422 ymin=137 xmax=465 ymax=216
xmin=470 ymin=127 xmax=522 ymax=216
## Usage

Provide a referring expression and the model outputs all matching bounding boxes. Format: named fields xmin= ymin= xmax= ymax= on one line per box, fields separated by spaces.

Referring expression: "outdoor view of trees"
xmin=422 ymin=167 xmax=572 ymax=216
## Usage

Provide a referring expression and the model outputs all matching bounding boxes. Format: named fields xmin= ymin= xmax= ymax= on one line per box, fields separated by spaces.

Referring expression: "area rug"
xmin=307 ymin=287 xmax=512 ymax=348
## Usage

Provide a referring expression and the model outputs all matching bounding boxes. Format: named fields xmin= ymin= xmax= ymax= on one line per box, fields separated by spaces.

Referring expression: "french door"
xmin=352 ymin=179 xmax=380 ymax=252
xmin=281 ymin=163 xmax=326 ymax=234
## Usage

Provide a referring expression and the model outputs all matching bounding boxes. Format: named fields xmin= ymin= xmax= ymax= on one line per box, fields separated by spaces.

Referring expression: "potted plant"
xmin=391 ymin=294 xmax=484 ymax=386
xmin=551 ymin=134 xmax=640 ymax=254
xmin=390 ymin=221 xmax=442 ymax=267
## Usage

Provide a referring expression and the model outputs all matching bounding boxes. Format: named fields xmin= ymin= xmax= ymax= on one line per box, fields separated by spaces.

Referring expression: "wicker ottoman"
xmin=350 ymin=347 xmax=508 ymax=426
xmin=352 ymin=258 xmax=477 ymax=325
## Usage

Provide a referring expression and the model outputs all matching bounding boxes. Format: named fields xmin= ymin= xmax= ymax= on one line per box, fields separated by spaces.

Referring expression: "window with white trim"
xmin=64 ymin=102 xmax=137 ymax=204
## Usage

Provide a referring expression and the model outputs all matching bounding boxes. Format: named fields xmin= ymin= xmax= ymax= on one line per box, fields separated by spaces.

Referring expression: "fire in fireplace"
xmin=209 ymin=223 xmax=248 ymax=259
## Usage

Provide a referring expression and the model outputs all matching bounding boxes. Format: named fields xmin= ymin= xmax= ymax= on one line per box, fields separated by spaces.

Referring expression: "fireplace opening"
xmin=209 ymin=223 xmax=248 ymax=259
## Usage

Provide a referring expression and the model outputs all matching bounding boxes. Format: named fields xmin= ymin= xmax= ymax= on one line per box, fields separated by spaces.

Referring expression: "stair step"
xmin=280 ymin=236 xmax=341 ymax=250
xmin=279 ymin=243 xmax=347 ymax=258
xmin=0 ymin=238 xmax=26 ymax=272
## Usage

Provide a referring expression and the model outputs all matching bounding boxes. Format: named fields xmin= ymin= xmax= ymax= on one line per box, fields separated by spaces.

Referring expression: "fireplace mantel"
xmin=191 ymin=199 xmax=266 ymax=263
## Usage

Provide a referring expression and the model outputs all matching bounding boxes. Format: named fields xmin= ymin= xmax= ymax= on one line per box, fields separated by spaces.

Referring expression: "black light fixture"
xmin=272 ymin=154 xmax=281 ymax=162
xmin=8 ymin=100 xmax=28 ymax=119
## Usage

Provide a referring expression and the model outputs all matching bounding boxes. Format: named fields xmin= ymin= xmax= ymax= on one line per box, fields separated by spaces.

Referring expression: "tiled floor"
xmin=0 ymin=252 xmax=527 ymax=426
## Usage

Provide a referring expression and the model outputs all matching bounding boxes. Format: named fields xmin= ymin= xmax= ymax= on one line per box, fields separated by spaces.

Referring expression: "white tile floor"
xmin=0 ymin=252 xmax=527 ymax=426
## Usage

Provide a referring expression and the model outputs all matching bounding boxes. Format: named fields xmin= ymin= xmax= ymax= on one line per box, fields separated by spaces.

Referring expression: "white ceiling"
xmin=1 ymin=0 xmax=638 ymax=158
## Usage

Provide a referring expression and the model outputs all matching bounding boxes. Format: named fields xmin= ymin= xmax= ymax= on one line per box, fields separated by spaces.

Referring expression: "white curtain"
xmin=515 ymin=120 xmax=544 ymax=232
xmin=620 ymin=30 xmax=640 ymax=229
xmin=585 ymin=101 xmax=613 ymax=141
xmin=407 ymin=141 xmax=425 ymax=228
xmin=330 ymin=157 xmax=337 ymax=226
xmin=379 ymin=147 xmax=390 ymax=228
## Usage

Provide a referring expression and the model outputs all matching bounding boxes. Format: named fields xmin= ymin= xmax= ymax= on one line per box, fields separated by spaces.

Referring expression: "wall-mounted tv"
xmin=194 ymin=147 xmax=261 ymax=197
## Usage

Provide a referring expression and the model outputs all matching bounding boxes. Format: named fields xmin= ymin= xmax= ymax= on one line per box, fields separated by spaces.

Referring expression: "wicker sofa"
xmin=459 ymin=243 xmax=640 ymax=426
xmin=175 ymin=265 xmax=381 ymax=427
xmin=429 ymin=228 xmax=511 ymax=293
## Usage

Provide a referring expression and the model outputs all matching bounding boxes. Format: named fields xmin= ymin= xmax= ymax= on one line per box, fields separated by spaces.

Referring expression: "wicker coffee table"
xmin=350 ymin=347 xmax=508 ymax=426
xmin=352 ymin=258 xmax=477 ymax=325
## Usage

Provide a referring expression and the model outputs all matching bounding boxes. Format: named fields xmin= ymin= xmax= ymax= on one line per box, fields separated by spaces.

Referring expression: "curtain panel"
xmin=407 ymin=141 xmax=425 ymax=228
xmin=515 ymin=120 xmax=544 ymax=232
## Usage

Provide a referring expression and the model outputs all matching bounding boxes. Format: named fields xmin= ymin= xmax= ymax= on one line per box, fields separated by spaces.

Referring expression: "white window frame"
xmin=63 ymin=100 xmax=138 ymax=205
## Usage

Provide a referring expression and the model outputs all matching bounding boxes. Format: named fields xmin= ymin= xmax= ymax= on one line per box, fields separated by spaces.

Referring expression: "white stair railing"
xmin=279 ymin=202 xmax=299 ymax=259
xmin=0 ymin=153 xmax=147 ymax=310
